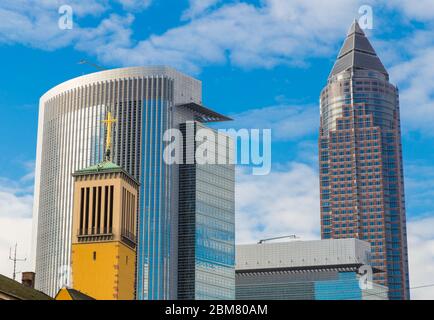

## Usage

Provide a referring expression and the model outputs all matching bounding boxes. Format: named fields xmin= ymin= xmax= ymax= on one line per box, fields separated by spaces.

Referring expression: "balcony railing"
xmin=121 ymin=229 xmax=136 ymax=248
xmin=77 ymin=228 xmax=114 ymax=242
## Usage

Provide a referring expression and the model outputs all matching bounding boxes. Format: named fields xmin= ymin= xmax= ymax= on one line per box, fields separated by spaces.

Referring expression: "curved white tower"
xmin=33 ymin=67 xmax=204 ymax=297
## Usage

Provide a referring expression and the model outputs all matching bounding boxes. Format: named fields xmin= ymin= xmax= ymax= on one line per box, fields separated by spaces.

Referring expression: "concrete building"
xmin=236 ymin=239 xmax=388 ymax=300
xmin=33 ymin=67 xmax=234 ymax=299
xmin=319 ymin=21 xmax=410 ymax=299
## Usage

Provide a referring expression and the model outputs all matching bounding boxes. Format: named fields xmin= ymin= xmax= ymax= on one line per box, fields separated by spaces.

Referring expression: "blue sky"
xmin=0 ymin=0 xmax=434 ymax=299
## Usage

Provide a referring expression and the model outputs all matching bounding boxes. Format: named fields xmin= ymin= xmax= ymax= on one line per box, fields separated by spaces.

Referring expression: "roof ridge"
xmin=347 ymin=19 xmax=365 ymax=36
xmin=0 ymin=274 xmax=53 ymax=300
xmin=329 ymin=21 xmax=388 ymax=78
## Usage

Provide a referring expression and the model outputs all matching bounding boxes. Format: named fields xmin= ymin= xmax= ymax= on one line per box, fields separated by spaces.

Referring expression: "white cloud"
xmin=389 ymin=44 xmax=434 ymax=135
xmin=115 ymin=0 xmax=152 ymax=11
xmin=182 ymin=0 xmax=222 ymax=20
xmin=74 ymin=14 xmax=135 ymax=52
xmin=0 ymin=0 xmax=108 ymax=18
xmin=404 ymin=164 xmax=434 ymax=298
xmin=9 ymin=0 xmax=434 ymax=87
xmin=0 ymin=0 xmax=138 ymax=50
xmin=404 ymin=163 xmax=434 ymax=212
xmin=0 ymin=191 xmax=33 ymax=219
xmin=387 ymin=0 xmax=434 ymax=21
xmin=407 ymin=217 xmax=434 ymax=299
xmin=220 ymin=104 xmax=318 ymax=141
xmin=235 ymin=162 xmax=320 ymax=244
xmin=2 ymin=0 xmax=433 ymax=86
xmin=0 ymin=0 xmax=366 ymax=73
xmin=0 ymin=217 xmax=33 ymax=280
xmin=93 ymin=0 xmax=364 ymax=73
xmin=0 ymin=172 xmax=34 ymax=280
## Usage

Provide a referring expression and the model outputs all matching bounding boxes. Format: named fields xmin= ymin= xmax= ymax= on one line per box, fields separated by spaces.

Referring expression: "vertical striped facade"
xmin=33 ymin=67 xmax=202 ymax=298
xmin=78 ymin=184 xmax=115 ymax=239
xmin=178 ymin=122 xmax=236 ymax=300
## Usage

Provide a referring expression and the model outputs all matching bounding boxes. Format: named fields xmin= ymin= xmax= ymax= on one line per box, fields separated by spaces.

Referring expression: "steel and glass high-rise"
xmin=319 ymin=21 xmax=410 ymax=300
xmin=33 ymin=66 xmax=235 ymax=299
xmin=178 ymin=122 xmax=235 ymax=300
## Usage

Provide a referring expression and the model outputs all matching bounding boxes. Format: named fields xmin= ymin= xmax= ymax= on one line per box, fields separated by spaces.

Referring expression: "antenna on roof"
xmin=258 ymin=235 xmax=299 ymax=244
xmin=78 ymin=59 xmax=106 ymax=71
xmin=9 ymin=243 xmax=26 ymax=281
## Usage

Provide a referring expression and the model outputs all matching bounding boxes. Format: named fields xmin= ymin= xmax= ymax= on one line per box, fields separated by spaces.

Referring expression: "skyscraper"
xmin=33 ymin=67 xmax=234 ymax=299
xmin=319 ymin=21 xmax=410 ymax=300
xmin=178 ymin=122 xmax=235 ymax=300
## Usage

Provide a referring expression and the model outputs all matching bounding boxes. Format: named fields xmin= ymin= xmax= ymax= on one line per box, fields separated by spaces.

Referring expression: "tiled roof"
xmin=0 ymin=274 xmax=52 ymax=300
xmin=74 ymin=161 xmax=122 ymax=175
xmin=65 ymin=288 xmax=95 ymax=300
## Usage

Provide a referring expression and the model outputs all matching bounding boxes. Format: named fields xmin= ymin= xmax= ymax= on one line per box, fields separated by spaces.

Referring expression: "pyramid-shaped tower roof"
xmin=329 ymin=20 xmax=388 ymax=79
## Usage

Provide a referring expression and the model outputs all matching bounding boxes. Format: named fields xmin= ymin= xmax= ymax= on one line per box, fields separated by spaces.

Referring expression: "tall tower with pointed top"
xmin=319 ymin=21 xmax=410 ymax=300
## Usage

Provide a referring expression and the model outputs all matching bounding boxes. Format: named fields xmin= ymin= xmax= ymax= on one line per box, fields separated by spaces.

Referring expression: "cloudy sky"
xmin=0 ymin=0 xmax=434 ymax=299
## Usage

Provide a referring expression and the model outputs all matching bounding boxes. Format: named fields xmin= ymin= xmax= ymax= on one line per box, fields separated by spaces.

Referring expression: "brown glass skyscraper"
xmin=319 ymin=21 xmax=410 ymax=300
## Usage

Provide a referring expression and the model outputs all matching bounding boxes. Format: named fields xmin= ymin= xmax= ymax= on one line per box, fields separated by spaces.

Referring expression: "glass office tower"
xmin=178 ymin=122 xmax=235 ymax=300
xmin=33 ymin=67 xmax=233 ymax=299
xmin=319 ymin=22 xmax=410 ymax=299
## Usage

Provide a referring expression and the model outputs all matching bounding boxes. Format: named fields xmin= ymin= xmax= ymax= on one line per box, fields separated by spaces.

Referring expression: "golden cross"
xmin=102 ymin=111 xmax=117 ymax=160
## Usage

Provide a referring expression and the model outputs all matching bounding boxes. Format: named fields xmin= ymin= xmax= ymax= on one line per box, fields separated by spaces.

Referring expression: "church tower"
xmin=70 ymin=112 xmax=139 ymax=300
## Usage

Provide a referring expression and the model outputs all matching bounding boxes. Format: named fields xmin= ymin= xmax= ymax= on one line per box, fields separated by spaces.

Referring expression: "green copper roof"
xmin=74 ymin=161 xmax=123 ymax=175
xmin=73 ymin=161 xmax=140 ymax=186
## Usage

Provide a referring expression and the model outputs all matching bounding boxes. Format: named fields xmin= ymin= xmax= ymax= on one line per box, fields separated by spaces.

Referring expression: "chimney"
xmin=22 ymin=272 xmax=35 ymax=288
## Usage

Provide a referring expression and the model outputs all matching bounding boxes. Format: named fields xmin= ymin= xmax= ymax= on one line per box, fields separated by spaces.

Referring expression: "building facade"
xmin=33 ymin=67 xmax=233 ymax=299
xmin=319 ymin=21 xmax=410 ymax=299
xmin=70 ymin=160 xmax=138 ymax=300
xmin=178 ymin=122 xmax=235 ymax=300
xmin=236 ymin=239 xmax=388 ymax=300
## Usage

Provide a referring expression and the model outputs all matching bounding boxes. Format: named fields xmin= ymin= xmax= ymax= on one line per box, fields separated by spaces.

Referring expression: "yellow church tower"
xmin=70 ymin=112 xmax=138 ymax=300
